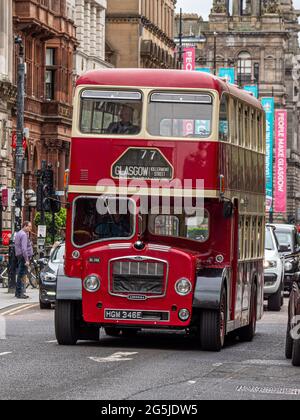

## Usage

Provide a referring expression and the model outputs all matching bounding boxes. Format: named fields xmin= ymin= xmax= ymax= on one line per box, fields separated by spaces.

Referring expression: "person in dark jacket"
xmin=14 ymin=221 xmax=33 ymax=299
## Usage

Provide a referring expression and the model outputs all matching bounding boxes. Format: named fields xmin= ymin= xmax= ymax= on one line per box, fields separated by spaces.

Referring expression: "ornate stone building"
xmin=0 ymin=0 xmax=16 ymax=231
xmin=175 ymin=0 xmax=300 ymax=223
xmin=67 ymin=0 xmax=111 ymax=76
xmin=13 ymin=0 xmax=76 ymax=195
xmin=106 ymin=0 xmax=178 ymax=68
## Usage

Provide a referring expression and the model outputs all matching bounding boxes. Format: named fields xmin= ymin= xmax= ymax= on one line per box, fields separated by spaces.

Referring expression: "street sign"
xmin=1 ymin=188 xmax=8 ymax=207
xmin=37 ymin=238 xmax=45 ymax=247
xmin=2 ymin=231 xmax=12 ymax=247
xmin=37 ymin=225 xmax=47 ymax=238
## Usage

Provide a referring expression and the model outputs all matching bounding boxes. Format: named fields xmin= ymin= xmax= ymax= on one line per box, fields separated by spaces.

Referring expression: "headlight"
xmin=263 ymin=260 xmax=277 ymax=269
xmin=83 ymin=274 xmax=100 ymax=292
xmin=175 ymin=278 xmax=192 ymax=296
xmin=44 ymin=273 xmax=57 ymax=282
xmin=285 ymin=261 xmax=293 ymax=271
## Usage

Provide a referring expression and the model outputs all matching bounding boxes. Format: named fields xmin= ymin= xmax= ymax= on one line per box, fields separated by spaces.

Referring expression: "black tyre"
xmin=55 ymin=300 xmax=79 ymax=345
xmin=292 ymin=339 xmax=300 ymax=367
xmin=40 ymin=300 xmax=52 ymax=310
xmin=105 ymin=327 xmax=121 ymax=337
xmin=285 ymin=321 xmax=294 ymax=360
xmin=239 ymin=283 xmax=257 ymax=342
xmin=268 ymin=287 xmax=282 ymax=312
xmin=200 ymin=289 xmax=227 ymax=352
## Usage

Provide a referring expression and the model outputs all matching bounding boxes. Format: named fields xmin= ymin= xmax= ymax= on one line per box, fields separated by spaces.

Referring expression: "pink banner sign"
xmin=183 ymin=48 xmax=195 ymax=71
xmin=274 ymin=110 xmax=287 ymax=213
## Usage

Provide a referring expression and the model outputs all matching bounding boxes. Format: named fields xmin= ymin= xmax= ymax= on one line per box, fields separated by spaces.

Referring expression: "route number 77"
xmin=140 ymin=150 xmax=156 ymax=161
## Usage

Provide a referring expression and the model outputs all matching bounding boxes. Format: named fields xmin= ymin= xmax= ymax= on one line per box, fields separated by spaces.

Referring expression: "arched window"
xmin=237 ymin=51 xmax=252 ymax=85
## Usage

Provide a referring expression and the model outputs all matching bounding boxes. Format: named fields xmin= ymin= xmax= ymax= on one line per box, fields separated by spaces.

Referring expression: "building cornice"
xmin=106 ymin=14 xmax=176 ymax=49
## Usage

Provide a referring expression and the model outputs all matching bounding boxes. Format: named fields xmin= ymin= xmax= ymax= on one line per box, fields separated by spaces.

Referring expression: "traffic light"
xmin=35 ymin=164 xmax=61 ymax=214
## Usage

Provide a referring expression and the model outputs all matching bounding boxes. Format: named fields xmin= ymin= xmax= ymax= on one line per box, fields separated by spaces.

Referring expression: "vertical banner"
xmin=244 ymin=85 xmax=258 ymax=99
xmin=183 ymin=47 xmax=195 ymax=71
xmin=274 ymin=110 xmax=287 ymax=213
xmin=261 ymin=98 xmax=275 ymax=212
xmin=218 ymin=68 xmax=235 ymax=84
xmin=196 ymin=68 xmax=211 ymax=74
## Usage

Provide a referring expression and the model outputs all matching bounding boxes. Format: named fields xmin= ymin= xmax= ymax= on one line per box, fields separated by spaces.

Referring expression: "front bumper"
xmin=40 ymin=282 xmax=56 ymax=304
xmin=264 ymin=272 xmax=280 ymax=297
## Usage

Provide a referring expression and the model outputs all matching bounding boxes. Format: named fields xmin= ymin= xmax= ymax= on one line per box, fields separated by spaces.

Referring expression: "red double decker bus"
xmin=55 ymin=69 xmax=266 ymax=351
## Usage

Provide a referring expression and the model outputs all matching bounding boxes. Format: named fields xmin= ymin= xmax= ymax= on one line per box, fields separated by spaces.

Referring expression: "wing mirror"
xmin=223 ymin=201 xmax=234 ymax=218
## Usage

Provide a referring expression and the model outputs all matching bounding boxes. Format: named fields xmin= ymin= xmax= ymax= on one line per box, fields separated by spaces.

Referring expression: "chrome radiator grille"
xmin=111 ymin=260 xmax=165 ymax=295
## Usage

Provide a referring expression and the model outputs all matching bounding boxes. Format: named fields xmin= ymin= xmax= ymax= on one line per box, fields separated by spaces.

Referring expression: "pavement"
xmin=0 ymin=286 xmax=39 ymax=311
xmin=0 ymin=299 xmax=299 ymax=400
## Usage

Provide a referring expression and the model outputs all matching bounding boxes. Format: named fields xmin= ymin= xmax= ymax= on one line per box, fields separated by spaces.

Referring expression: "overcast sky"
xmin=176 ymin=0 xmax=300 ymax=19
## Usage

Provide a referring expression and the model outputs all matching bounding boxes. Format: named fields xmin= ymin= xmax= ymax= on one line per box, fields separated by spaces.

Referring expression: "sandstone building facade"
xmin=13 ymin=0 xmax=76 ymax=197
xmin=106 ymin=0 xmax=178 ymax=69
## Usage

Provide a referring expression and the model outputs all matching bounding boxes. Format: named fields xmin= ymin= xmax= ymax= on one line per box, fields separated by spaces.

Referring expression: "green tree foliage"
xmin=34 ymin=208 xmax=67 ymax=245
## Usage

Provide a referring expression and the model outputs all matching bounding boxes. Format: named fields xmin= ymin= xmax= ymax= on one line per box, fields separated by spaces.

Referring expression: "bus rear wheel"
xmin=200 ymin=289 xmax=227 ymax=352
xmin=55 ymin=300 xmax=79 ymax=346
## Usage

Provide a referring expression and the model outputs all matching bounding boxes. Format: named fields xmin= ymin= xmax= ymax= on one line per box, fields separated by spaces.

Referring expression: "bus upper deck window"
xmin=148 ymin=92 xmax=213 ymax=139
xmin=80 ymin=90 xmax=143 ymax=136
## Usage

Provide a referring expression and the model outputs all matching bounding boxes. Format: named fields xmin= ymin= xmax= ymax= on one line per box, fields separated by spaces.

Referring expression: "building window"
xmin=45 ymin=48 xmax=56 ymax=100
xmin=237 ymin=51 xmax=252 ymax=85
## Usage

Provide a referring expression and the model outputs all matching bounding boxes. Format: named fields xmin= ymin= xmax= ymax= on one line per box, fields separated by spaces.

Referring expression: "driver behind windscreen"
xmin=94 ymin=213 xmax=131 ymax=239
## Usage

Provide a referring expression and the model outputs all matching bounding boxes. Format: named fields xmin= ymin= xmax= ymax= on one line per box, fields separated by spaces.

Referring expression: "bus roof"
xmin=76 ymin=68 xmax=263 ymax=110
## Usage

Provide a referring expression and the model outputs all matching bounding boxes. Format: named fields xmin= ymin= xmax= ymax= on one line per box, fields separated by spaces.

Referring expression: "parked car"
xmin=264 ymin=225 xmax=285 ymax=311
xmin=285 ymin=281 xmax=300 ymax=366
xmin=39 ymin=243 xmax=65 ymax=309
xmin=272 ymin=224 xmax=300 ymax=293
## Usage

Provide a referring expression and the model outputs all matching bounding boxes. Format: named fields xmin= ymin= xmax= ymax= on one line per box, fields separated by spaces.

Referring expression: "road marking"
xmin=0 ymin=304 xmax=31 ymax=317
xmin=188 ymin=381 xmax=196 ymax=384
xmin=0 ymin=352 xmax=12 ymax=357
xmin=45 ymin=340 xmax=57 ymax=344
xmin=242 ymin=359 xmax=290 ymax=367
xmin=0 ymin=315 xmax=6 ymax=340
xmin=212 ymin=363 xmax=223 ymax=367
xmin=237 ymin=385 xmax=300 ymax=396
xmin=89 ymin=352 xmax=138 ymax=363
xmin=7 ymin=304 xmax=38 ymax=316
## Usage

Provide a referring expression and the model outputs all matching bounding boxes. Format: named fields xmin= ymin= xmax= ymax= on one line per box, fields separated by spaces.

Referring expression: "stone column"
xmin=84 ymin=0 xmax=91 ymax=56
xmin=75 ymin=0 xmax=85 ymax=48
xmin=232 ymin=0 xmax=241 ymax=15
xmin=96 ymin=7 xmax=105 ymax=61
xmin=90 ymin=4 xmax=97 ymax=57
xmin=0 ymin=0 xmax=8 ymax=77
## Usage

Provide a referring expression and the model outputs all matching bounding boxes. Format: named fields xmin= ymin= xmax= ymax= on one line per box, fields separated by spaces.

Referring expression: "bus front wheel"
xmin=55 ymin=300 xmax=79 ymax=346
xmin=200 ymin=289 xmax=227 ymax=352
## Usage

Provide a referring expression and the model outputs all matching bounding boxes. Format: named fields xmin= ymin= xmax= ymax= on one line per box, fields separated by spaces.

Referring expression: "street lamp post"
xmin=213 ymin=32 xmax=217 ymax=76
xmin=8 ymin=36 xmax=25 ymax=294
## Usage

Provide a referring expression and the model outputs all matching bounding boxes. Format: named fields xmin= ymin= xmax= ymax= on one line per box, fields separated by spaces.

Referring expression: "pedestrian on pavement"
xmin=14 ymin=221 xmax=33 ymax=299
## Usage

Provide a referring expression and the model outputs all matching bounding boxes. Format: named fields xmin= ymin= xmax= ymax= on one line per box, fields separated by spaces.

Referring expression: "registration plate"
xmin=105 ymin=310 xmax=143 ymax=320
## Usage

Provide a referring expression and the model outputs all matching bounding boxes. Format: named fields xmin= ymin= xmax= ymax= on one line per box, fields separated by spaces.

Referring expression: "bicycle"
xmin=0 ymin=255 xmax=9 ymax=288
xmin=23 ymin=256 xmax=41 ymax=289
